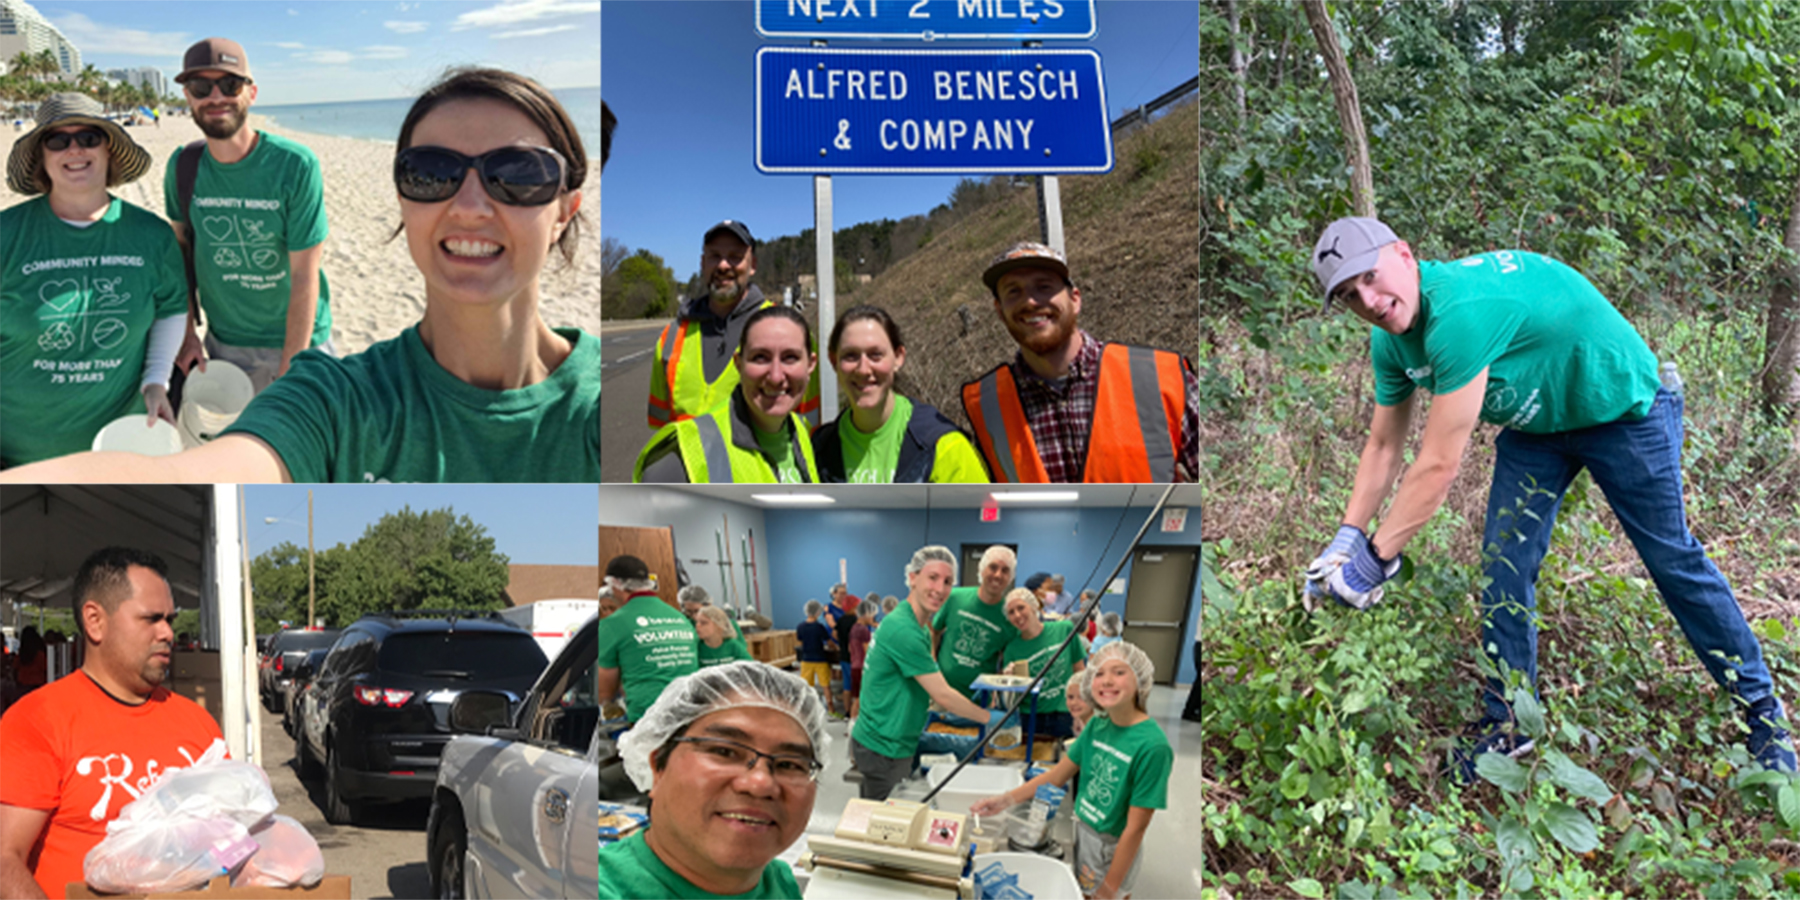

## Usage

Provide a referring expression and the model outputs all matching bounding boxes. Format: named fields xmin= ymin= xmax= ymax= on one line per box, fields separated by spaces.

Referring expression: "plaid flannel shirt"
xmin=1010 ymin=331 xmax=1200 ymax=483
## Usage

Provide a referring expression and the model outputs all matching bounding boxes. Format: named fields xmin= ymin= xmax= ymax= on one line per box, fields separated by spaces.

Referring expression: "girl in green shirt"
xmin=999 ymin=587 xmax=1087 ymax=741
xmin=695 ymin=606 xmax=753 ymax=668
xmin=971 ymin=641 xmax=1171 ymax=900
xmin=1 ymin=68 xmax=599 ymax=484
xmin=814 ymin=305 xmax=990 ymax=483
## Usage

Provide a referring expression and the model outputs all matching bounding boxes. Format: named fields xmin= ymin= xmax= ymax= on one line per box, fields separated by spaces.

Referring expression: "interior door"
xmin=597 ymin=525 xmax=679 ymax=610
xmin=1120 ymin=546 xmax=1198 ymax=685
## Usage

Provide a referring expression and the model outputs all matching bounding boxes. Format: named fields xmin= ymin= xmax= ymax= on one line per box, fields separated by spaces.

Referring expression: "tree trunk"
xmin=1300 ymin=0 xmax=1376 ymax=217
xmin=1763 ymin=175 xmax=1800 ymax=420
xmin=1226 ymin=0 xmax=1247 ymax=126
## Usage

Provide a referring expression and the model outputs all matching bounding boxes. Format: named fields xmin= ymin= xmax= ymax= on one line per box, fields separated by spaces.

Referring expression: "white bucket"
xmin=973 ymin=852 xmax=1082 ymax=900
xmin=91 ymin=416 xmax=184 ymax=456
xmin=177 ymin=360 xmax=254 ymax=447
xmin=926 ymin=763 xmax=1023 ymax=815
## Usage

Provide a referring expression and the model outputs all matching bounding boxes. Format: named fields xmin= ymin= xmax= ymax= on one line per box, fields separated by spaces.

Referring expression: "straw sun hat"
xmin=6 ymin=92 xmax=152 ymax=195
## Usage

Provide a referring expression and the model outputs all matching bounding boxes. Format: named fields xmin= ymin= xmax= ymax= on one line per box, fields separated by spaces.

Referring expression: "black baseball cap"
xmin=704 ymin=220 xmax=755 ymax=249
xmin=604 ymin=555 xmax=651 ymax=581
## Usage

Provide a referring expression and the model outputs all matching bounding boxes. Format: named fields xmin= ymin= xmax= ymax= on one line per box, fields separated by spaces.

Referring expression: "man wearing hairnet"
xmin=852 ymin=545 xmax=1011 ymax=801
xmin=600 ymin=661 xmax=827 ymax=898
xmin=596 ymin=555 xmax=699 ymax=725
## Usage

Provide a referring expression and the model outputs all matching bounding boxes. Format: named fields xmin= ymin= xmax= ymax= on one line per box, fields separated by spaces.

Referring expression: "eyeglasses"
xmin=393 ymin=145 xmax=567 ymax=207
xmin=185 ymin=75 xmax=251 ymax=98
xmin=43 ymin=129 xmax=106 ymax=152
xmin=669 ymin=736 xmax=821 ymax=786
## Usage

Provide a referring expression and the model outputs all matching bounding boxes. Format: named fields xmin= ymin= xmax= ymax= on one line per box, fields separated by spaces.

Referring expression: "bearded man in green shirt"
xmin=931 ymin=544 xmax=1018 ymax=702
xmin=1305 ymin=217 xmax=1794 ymax=783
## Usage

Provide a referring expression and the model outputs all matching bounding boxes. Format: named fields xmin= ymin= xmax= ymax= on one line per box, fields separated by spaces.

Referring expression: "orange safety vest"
xmin=961 ymin=343 xmax=1187 ymax=483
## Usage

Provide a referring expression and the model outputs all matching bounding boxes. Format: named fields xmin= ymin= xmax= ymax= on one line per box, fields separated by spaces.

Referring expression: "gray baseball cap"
xmin=1313 ymin=217 xmax=1398 ymax=309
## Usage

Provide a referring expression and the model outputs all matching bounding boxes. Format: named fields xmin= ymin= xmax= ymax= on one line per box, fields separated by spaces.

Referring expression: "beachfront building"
xmin=0 ymin=0 xmax=81 ymax=78
xmin=106 ymin=67 xmax=168 ymax=99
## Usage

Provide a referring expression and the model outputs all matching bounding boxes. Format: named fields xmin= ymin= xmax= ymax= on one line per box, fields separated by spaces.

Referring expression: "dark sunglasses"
xmin=43 ymin=129 xmax=107 ymax=151
xmin=394 ymin=145 xmax=567 ymax=207
xmin=184 ymin=75 xmax=251 ymax=98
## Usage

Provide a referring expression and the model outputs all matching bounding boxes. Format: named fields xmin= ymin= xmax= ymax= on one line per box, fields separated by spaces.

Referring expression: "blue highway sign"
xmin=755 ymin=0 xmax=1097 ymax=41
xmin=755 ymin=47 xmax=1113 ymax=174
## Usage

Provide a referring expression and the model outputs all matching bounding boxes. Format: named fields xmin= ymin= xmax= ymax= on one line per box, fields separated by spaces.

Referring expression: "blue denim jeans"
xmin=1479 ymin=387 xmax=1771 ymax=722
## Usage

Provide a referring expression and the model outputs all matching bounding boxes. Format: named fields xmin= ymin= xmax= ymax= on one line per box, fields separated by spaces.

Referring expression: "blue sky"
xmin=243 ymin=485 xmax=597 ymax=567
xmin=27 ymin=0 xmax=599 ymax=105
xmin=601 ymin=0 xmax=1198 ymax=284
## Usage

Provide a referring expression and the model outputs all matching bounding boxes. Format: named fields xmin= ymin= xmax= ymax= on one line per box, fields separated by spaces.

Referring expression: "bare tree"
xmin=602 ymin=236 xmax=630 ymax=277
xmin=1301 ymin=0 xmax=1375 ymax=217
xmin=1226 ymin=0 xmax=1247 ymax=126
xmin=1764 ymin=176 xmax=1800 ymax=420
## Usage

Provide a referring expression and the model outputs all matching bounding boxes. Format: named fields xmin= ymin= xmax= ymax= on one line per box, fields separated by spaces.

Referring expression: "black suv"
xmin=296 ymin=611 xmax=548 ymax=824
xmin=259 ymin=628 xmax=341 ymax=711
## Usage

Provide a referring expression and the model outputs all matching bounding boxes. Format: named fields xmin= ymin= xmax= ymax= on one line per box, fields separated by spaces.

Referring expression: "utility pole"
xmin=307 ymin=489 xmax=316 ymax=628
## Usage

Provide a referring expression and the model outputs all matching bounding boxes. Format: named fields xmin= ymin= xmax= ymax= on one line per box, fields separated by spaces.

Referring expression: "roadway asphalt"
xmin=260 ymin=702 xmax=433 ymax=899
xmin=601 ymin=319 xmax=668 ymax=483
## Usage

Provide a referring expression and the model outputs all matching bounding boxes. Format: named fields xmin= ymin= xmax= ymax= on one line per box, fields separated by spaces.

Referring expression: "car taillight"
xmin=352 ymin=686 xmax=414 ymax=708
xmin=275 ymin=656 xmax=284 ymax=673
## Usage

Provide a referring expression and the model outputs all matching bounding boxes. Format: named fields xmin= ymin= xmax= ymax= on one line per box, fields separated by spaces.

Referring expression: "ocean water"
xmin=257 ymin=86 xmax=602 ymax=161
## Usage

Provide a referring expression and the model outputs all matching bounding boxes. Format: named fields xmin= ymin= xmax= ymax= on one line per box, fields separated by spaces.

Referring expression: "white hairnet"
xmin=904 ymin=544 xmax=957 ymax=582
xmin=980 ymin=544 xmax=1017 ymax=571
xmin=1089 ymin=640 xmax=1155 ymax=708
xmin=1068 ymin=668 xmax=1095 ymax=708
xmin=616 ymin=660 xmax=831 ymax=792
xmin=678 ymin=585 xmax=711 ymax=607
xmin=804 ymin=599 xmax=824 ymax=618
xmin=1099 ymin=612 xmax=1123 ymax=636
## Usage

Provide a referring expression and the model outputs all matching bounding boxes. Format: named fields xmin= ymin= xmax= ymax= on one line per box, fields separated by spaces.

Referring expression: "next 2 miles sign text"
xmin=756 ymin=0 xmax=1097 ymax=41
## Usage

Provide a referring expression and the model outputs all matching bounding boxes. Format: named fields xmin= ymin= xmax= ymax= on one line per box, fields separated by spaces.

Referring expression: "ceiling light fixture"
xmin=751 ymin=493 xmax=838 ymax=505
xmin=989 ymin=491 xmax=1080 ymax=503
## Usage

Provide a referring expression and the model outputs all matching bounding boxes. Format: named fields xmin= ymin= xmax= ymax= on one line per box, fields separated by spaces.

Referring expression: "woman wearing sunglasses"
xmin=0 ymin=92 xmax=186 ymax=468
xmin=634 ymin=305 xmax=820 ymax=483
xmin=814 ymin=305 xmax=989 ymax=483
xmin=2 ymin=68 xmax=599 ymax=483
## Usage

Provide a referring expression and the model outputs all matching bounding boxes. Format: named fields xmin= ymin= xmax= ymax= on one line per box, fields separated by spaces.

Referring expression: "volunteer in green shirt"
xmin=1305 ymin=217 xmax=1793 ymax=781
xmin=1 ymin=93 xmax=184 ymax=467
xmin=930 ymin=544 xmax=1018 ymax=703
xmin=972 ymin=641 xmax=1171 ymax=900
xmin=851 ymin=545 xmax=1008 ymax=801
xmin=999 ymin=587 xmax=1087 ymax=739
xmin=814 ymin=305 xmax=989 ymax=483
xmin=1 ymin=68 xmax=600 ymax=485
xmin=695 ymin=606 xmax=753 ymax=668
xmin=164 ymin=37 xmax=335 ymax=392
xmin=606 ymin=662 xmax=828 ymax=899
xmin=596 ymin=555 xmax=699 ymax=723
xmin=636 ymin=306 xmax=821 ymax=484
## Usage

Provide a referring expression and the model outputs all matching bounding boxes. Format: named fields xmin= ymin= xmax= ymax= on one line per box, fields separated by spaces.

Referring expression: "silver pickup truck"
xmin=427 ymin=614 xmax=599 ymax=899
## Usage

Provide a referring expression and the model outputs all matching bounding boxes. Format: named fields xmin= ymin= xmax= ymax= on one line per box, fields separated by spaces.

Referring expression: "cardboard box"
xmin=67 ymin=875 xmax=350 ymax=899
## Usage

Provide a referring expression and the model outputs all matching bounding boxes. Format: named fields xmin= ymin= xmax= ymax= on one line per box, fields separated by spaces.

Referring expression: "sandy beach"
xmin=0 ymin=114 xmax=600 ymax=354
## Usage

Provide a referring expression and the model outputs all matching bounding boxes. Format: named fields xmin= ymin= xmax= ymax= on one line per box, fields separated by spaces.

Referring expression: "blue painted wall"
xmin=764 ymin=505 xmax=1200 ymax=686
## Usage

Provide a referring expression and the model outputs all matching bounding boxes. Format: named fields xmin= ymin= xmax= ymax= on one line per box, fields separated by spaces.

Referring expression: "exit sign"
xmin=981 ymin=504 xmax=1000 ymax=523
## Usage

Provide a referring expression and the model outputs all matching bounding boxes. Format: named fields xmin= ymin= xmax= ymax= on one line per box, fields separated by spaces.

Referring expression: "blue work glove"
xmin=1304 ymin=525 xmax=1369 ymax=598
xmin=1322 ymin=540 xmax=1402 ymax=611
xmin=986 ymin=708 xmax=1013 ymax=732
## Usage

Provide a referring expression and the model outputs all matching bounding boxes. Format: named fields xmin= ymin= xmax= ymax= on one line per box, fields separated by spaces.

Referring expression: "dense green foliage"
xmin=249 ymin=506 xmax=510 ymax=630
xmin=1201 ymin=2 xmax=1800 ymax=896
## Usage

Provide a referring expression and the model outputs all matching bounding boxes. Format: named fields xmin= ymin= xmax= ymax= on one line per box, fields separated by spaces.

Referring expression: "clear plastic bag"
xmin=233 ymin=815 xmax=324 ymax=888
xmin=82 ymin=818 xmax=256 ymax=895
xmin=83 ymin=751 xmax=281 ymax=893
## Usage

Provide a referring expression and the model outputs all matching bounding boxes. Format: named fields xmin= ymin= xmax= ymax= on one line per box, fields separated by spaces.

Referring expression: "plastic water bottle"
xmin=1660 ymin=361 xmax=1683 ymax=394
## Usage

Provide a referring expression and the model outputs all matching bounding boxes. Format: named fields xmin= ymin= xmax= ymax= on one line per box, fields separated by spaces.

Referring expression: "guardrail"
xmin=1111 ymin=74 xmax=1201 ymax=132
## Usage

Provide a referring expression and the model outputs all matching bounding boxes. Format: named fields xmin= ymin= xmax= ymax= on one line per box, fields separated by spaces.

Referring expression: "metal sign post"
xmin=815 ymin=173 xmax=837 ymax=416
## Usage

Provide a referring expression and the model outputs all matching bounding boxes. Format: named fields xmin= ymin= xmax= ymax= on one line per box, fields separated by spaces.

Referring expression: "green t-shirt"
xmin=1067 ymin=716 xmax=1172 ymax=837
xmin=697 ymin=635 xmax=753 ymax=667
xmin=753 ymin=424 xmax=804 ymax=484
xmin=999 ymin=619 xmax=1086 ymax=714
xmin=597 ymin=829 xmax=800 ymax=899
xmin=835 ymin=396 xmax=990 ymax=484
xmin=220 ymin=326 xmax=600 ymax=482
xmin=853 ymin=600 xmax=939 ymax=759
xmin=163 ymin=131 xmax=331 ymax=348
xmin=1371 ymin=252 xmax=1659 ymax=434
xmin=595 ymin=594 xmax=699 ymax=723
xmin=931 ymin=587 xmax=1013 ymax=700
xmin=0 ymin=196 xmax=186 ymax=466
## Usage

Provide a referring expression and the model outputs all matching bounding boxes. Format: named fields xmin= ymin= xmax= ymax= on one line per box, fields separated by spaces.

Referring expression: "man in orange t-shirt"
xmin=0 ymin=547 xmax=225 ymax=900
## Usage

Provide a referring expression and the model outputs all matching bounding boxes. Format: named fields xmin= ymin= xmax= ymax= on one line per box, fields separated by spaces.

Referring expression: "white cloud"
xmin=292 ymin=50 xmax=356 ymax=65
xmin=360 ymin=46 xmax=409 ymax=60
xmin=453 ymin=0 xmax=600 ymax=31
xmin=398 ymin=1 xmax=420 ymax=10
xmin=493 ymin=24 xmax=579 ymax=39
xmin=274 ymin=42 xmax=307 ymax=50
xmin=384 ymin=20 xmax=429 ymax=34
xmin=46 ymin=12 xmax=189 ymax=57
xmin=288 ymin=8 xmax=299 ymax=15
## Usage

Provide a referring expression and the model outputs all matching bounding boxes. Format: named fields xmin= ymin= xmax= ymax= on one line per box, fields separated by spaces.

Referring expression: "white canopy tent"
xmin=0 ymin=485 xmax=257 ymax=765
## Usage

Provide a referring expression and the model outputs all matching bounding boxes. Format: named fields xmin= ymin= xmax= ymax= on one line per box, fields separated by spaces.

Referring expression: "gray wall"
xmin=597 ymin=487 xmax=773 ymax=618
